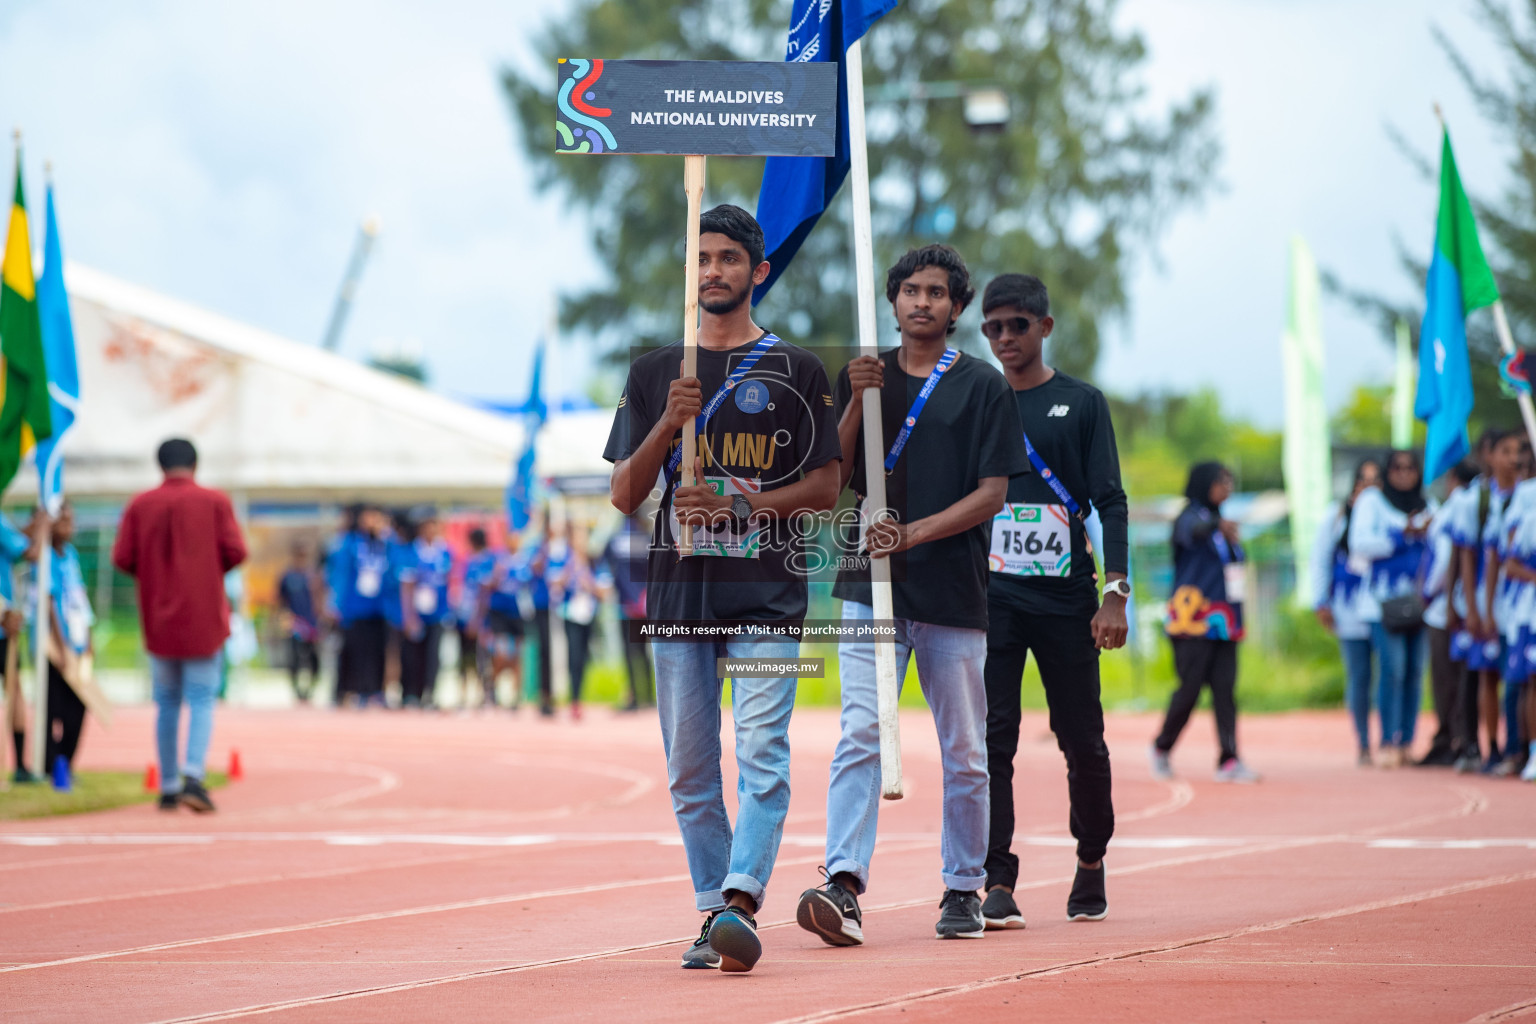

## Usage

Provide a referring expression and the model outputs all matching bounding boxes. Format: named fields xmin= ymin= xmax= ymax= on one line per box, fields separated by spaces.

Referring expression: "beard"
xmin=700 ymin=280 xmax=751 ymax=315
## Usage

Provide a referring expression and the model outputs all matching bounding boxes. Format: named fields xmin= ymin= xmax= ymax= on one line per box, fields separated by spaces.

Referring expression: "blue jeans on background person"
xmin=1370 ymin=623 xmax=1425 ymax=748
xmin=826 ymin=601 xmax=990 ymax=895
xmin=151 ymin=654 xmax=222 ymax=795
xmin=652 ymin=635 xmax=799 ymax=913
xmin=1340 ymin=637 xmax=1376 ymax=753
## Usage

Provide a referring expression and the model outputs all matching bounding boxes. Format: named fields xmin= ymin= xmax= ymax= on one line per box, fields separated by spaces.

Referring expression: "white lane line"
xmin=1117 ymin=780 xmax=1194 ymax=824
xmin=1463 ymin=997 xmax=1536 ymax=1023
xmin=769 ymin=867 xmax=1536 ymax=1024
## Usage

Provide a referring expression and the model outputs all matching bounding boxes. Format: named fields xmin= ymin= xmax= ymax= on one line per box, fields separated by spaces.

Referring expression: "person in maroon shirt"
xmin=112 ymin=439 xmax=247 ymax=812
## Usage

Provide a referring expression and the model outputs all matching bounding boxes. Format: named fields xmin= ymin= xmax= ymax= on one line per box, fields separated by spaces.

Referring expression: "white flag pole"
xmin=679 ymin=155 xmax=706 ymax=557
xmin=30 ymin=512 xmax=52 ymax=782
xmin=846 ymin=39 xmax=903 ymax=800
xmin=1489 ymin=301 xmax=1536 ymax=442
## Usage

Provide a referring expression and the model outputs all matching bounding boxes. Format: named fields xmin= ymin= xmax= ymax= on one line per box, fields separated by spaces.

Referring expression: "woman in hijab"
xmin=1311 ymin=459 xmax=1383 ymax=765
xmin=1347 ymin=449 xmax=1435 ymax=768
xmin=1151 ymin=462 xmax=1261 ymax=783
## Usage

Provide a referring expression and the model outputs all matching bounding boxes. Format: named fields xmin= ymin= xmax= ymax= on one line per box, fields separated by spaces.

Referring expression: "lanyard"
xmin=665 ymin=333 xmax=780 ymax=479
xmin=1021 ymin=430 xmax=1084 ymax=520
xmin=883 ymin=347 xmax=959 ymax=474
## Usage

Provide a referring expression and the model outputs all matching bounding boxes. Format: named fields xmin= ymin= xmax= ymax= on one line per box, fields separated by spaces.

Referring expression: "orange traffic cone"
xmin=143 ymin=763 xmax=159 ymax=793
xmin=228 ymin=749 xmax=243 ymax=782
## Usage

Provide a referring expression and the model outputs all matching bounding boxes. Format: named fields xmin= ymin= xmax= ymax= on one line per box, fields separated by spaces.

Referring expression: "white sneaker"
xmin=1521 ymin=758 xmax=1536 ymax=783
xmin=1214 ymin=759 xmax=1261 ymax=783
xmin=1148 ymin=745 xmax=1174 ymax=781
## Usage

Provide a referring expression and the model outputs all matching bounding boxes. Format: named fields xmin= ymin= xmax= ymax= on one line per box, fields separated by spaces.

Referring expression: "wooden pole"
xmin=846 ymin=40 xmax=903 ymax=800
xmin=679 ymin=154 xmax=706 ymax=556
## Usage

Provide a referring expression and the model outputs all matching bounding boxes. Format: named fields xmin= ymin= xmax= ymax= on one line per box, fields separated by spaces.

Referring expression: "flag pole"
xmin=30 ymin=513 xmax=52 ymax=782
xmin=679 ymin=155 xmax=706 ymax=557
xmin=846 ymin=39 xmax=903 ymax=800
xmin=1489 ymin=302 xmax=1536 ymax=441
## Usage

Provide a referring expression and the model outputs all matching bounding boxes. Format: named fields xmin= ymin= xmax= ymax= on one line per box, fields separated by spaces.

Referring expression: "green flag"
xmin=0 ymin=149 xmax=53 ymax=493
xmin=1281 ymin=235 xmax=1331 ymax=608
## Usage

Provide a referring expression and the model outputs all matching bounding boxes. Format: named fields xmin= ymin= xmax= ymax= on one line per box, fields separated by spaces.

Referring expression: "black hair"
xmin=1338 ymin=458 xmax=1383 ymax=557
xmin=468 ymin=528 xmax=488 ymax=550
xmin=1184 ymin=461 xmax=1230 ymax=511
xmin=982 ymin=274 xmax=1049 ymax=317
xmin=1452 ymin=459 xmax=1480 ymax=486
xmin=698 ymin=204 xmax=765 ymax=269
xmin=885 ymin=244 xmax=975 ymax=336
xmin=157 ymin=438 xmax=197 ymax=471
xmin=1477 ymin=427 xmax=1501 ymax=452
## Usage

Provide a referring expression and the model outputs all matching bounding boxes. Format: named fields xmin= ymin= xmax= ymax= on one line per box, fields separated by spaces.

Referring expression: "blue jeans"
xmin=1370 ymin=624 xmax=1425 ymax=748
xmin=151 ymin=655 xmax=222 ymax=795
xmin=1340 ymin=637 xmax=1376 ymax=752
xmin=826 ymin=602 xmax=989 ymax=895
xmin=652 ymin=636 xmax=799 ymax=912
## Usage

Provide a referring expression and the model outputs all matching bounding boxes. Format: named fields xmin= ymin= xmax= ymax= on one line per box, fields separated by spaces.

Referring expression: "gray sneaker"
xmin=1148 ymin=744 xmax=1174 ymax=781
xmin=981 ymin=887 xmax=1026 ymax=930
xmin=796 ymin=868 xmax=864 ymax=947
xmin=681 ymin=912 xmax=721 ymax=969
xmin=1214 ymin=759 xmax=1261 ymax=784
xmin=935 ymin=889 xmax=984 ymax=939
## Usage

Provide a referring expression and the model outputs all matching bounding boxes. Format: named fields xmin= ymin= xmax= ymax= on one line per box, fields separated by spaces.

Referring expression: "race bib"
xmin=413 ymin=586 xmax=438 ymax=616
xmin=1223 ymin=562 xmax=1247 ymax=604
xmin=671 ymin=475 xmax=762 ymax=559
xmin=356 ymin=568 xmax=382 ymax=598
xmin=64 ymin=592 xmax=91 ymax=649
xmin=989 ymin=504 xmax=1071 ymax=577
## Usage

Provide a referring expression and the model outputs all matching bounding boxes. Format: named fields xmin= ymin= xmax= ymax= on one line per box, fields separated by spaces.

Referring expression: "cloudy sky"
xmin=0 ymin=0 xmax=1511 ymax=425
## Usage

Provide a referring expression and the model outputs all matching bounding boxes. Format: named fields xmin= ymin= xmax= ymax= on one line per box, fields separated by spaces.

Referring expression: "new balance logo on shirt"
xmin=1047 ymin=405 xmax=1070 ymax=417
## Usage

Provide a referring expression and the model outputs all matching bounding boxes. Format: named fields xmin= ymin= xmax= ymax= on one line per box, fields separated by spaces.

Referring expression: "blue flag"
xmin=35 ymin=183 xmax=79 ymax=515
xmin=505 ymin=341 xmax=547 ymax=532
xmin=752 ymin=0 xmax=899 ymax=305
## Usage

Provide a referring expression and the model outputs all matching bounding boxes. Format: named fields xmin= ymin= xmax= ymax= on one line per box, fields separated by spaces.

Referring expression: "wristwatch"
xmin=730 ymin=493 xmax=755 ymax=528
xmin=1102 ymin=579 xmax=1131 ymax=599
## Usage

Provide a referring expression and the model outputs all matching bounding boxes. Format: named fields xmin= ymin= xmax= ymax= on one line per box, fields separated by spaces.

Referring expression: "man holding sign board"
xmin=797 ymin=246 xmax=1029 ymax=944
xmin=604 ymin=205 xmax=840 ymax=975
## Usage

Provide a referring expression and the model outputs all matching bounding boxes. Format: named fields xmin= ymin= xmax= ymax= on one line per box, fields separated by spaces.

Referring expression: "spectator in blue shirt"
xmin=602 ymin=511 xmax=654 ymax=710
xmin=399 ymin=508 xmax=452 ymax=708
xmin=2 ymin=510 xmax=40 ymax=782
xmin=556 ymin=523 xmax=612 ymax=721
xmin=481 ymin=534 xmax=530 ymax=711
xmin=454 ymin=527 xmax=496 ymax=708
xmin=34 ymin=503 xmax=94 ymax=776
xmin=331 ymin=504 xmax=391 ymax=707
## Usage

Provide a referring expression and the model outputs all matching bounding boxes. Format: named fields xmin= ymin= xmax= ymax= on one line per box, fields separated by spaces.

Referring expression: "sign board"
xmin=556 ymin=59 xmax=837 ymax=157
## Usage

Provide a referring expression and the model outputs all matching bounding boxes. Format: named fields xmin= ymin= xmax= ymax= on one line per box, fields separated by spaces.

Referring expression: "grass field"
xmin=0 ymin=771 xmax=228 ymax=821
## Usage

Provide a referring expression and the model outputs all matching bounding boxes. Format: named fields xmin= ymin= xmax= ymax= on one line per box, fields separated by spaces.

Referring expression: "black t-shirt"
xmin=988 ymin=371 xmax=1129 ymax=618
xmin=602 ymin=334 xmax=841 ymax=626
xmin=831 ymin=346 xmax=1029 ymax=630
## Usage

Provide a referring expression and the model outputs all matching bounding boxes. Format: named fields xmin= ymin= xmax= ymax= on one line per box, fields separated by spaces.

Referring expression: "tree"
xmin=1330 ymin=0 xmax=1536 ymax=434
xmin=503 ymin=0 xmax=1218 ymax=379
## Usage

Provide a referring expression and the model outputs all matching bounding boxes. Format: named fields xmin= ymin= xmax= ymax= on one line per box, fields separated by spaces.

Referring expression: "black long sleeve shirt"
xmin=988 ymin=370 xmax=1129 ymax=618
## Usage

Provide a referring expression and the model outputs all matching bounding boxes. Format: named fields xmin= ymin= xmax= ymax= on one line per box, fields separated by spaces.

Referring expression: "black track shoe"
xmin=157 ymin=794 xmax=179 ymax=812
xmin=981 ymin=887 xmax=1026 ymax=929
xmin=796 ymin=867 xmax=864 ymax=946
xmin=935 ymin=889 xmax=984 ymax=939
xmin=707 ymin=906 xmax=762 ymax=973
xmin=179 ymin=777 xmax=216 ymax=813
xmin=681 ymin=912 xmax=721 ymax=969
xmin=1067 ymin=863 xmax=1108 ymax=921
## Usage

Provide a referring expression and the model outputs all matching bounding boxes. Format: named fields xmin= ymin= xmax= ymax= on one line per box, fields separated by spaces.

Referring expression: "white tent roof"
xmin=10 ymin=264 xmax=611 ymax=505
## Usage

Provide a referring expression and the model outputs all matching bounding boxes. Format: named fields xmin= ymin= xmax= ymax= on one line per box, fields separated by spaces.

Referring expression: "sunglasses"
xmin=981 ymin=315 xmax=1036 ymax=340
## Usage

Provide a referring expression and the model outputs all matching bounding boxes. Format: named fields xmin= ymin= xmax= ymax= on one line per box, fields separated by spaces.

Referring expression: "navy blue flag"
xmin=752 ymin=0 xmax=899 ymax=306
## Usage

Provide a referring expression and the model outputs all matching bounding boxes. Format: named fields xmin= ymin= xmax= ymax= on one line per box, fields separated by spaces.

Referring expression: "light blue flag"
xmin=505 ymin=341 xmax=547 ymax=532
xmin=35 ymin=182 xmax=78 ymax=515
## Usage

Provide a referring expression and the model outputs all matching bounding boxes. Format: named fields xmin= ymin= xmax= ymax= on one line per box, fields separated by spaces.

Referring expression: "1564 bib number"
xmin=989 ymin=503 xmax=1071 ymax=577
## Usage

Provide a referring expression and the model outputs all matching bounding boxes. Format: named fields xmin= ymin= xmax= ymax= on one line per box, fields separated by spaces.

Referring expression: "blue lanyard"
xmin=1022 ymin=430 xmax=1084 ymax=519
xmin=883 ymin=347 xmax=959 ymax=474
xmin=665 ymin=333 xmax=780 ymax=479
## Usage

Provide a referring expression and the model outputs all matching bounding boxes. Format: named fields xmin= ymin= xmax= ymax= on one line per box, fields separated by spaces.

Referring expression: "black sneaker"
xmin=935 ymin=889 xmax=984 ymax=939
xmin=981 ymin=887 xmax=1026 ymax=930
xmin=707 ymin=906 xmax=762 ymax=973
xmin=11 ymin=767 xmax=39 ymax=784
xmin=179 ymin=777 xmax=216 ymax=813
xmin=796 ymin=867 xmax=864 ymax=947
xmin=157 ymin=794 xmax=179 ymax=812
xmin=681 ymin=912 xmax=721 ymax=969
xmin=1067 ymin=863 xmax=1108 ymax=921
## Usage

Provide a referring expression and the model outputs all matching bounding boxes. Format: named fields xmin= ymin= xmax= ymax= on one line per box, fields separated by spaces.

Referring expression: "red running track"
xmin=1 ymin=705 xmax=1533 ymax=1023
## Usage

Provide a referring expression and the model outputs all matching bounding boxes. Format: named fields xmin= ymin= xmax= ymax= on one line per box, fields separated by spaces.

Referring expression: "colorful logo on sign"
xmin=556 ymin=58 xmax=618 ymax=153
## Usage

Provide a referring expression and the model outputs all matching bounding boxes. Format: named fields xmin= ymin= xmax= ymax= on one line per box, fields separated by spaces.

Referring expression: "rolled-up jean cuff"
xmin=723 ymin=872 xmax=767 ymax=911
xmin=942 ymin=871 xmax=986 ymax=894
xmin=695 ymin=889 xmax=727 ymax=913
xmin=826 ymin=858 xmax=869 ymax=896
